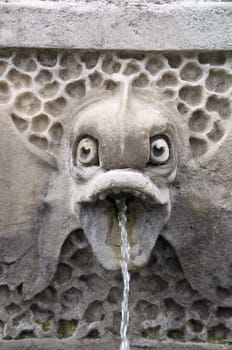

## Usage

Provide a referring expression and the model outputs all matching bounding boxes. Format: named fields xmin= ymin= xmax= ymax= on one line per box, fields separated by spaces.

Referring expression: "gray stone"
xmin=0 ymin=338 xmax=232 ymax=349
xmin=0 ymin=48 xmax=232 ymax=348
xmin=0 ymin=1 xmax=232 ymax=349
xmin=0 ymin=1 xmax=231 ymax=50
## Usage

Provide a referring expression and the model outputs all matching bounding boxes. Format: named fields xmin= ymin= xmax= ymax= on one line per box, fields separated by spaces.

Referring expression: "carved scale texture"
xmin=1 ymin=231 xmax=232 ymax=344
xmin=0 ymin=49 xmax=232 ymax=345
xmin=0 ymin=49 xmax=231 ymax=159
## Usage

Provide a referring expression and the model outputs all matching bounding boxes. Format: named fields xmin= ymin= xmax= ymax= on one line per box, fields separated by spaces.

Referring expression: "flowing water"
xmin=116 ymin=198 xmax=130 ymax=350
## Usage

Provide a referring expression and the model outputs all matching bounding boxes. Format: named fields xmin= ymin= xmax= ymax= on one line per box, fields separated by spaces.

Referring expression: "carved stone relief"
xmin=0 ymin=49 xmax=232 ymax=347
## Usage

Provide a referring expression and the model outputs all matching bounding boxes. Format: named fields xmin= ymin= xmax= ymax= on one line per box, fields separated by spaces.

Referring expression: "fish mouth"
xmin=75 ymin=169 xmax=170 ymax=206
xmin=74 ymin=170 xmax=171 ymax=271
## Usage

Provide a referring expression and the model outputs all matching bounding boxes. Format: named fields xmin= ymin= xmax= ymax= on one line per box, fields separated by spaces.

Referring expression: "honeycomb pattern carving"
xmin=1 ymin=49 xmax=232 ymax=345
xmin=1 ymin=232 xmax=232 ymax=345
xmin=0 ymin=49 xmax=231 ymax=160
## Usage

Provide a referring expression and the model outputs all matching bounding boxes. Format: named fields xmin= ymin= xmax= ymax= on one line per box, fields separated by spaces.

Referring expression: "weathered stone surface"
xmin=0 ymin=341 xmax=231 ymax=350
xmin=0 ymin=1 xmax=231 ymax=50
xmin=0 ymin=1 xmax=232 ymax=349
xmin=1 ymin=338 xmax=232 ymax=350
xmin=2 ymin=339 xmax=232 ymax=350
xmin=0 ymin=48 xmax=232 ymax=349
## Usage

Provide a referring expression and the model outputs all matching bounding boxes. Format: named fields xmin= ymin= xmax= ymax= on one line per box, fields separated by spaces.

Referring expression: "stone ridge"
xmin=0 ymin=338 xmax=232 ymax=350
xmin=0 ymin=0 xmax=230 ymax=3
xmin=0 ymin=0 xmax=230 ymax=2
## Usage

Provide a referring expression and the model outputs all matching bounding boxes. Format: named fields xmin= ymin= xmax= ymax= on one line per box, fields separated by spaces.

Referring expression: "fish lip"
xmin=75 ymin=169 xmax=170 ymax=206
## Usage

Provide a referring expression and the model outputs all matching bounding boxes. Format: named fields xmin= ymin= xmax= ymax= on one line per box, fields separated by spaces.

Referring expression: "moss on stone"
xmin=208 ymin=336 xmax=230 ymax=345
xmin=85 ymin=329 xmax=101 ymax=339
xmin=36 ymin=319 xmax=52 ymax=332
xmin=57 ymin=319 xmax=78 ymax=339
xmin=15 ymin=330 xmax=36 ymax=339
xmin=167 ymin=329 xmax=184 ymax=341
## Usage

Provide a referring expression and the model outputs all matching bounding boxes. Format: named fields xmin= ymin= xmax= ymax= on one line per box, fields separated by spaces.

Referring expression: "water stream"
xmin=116 ymin=198 xmax=130 ymax=350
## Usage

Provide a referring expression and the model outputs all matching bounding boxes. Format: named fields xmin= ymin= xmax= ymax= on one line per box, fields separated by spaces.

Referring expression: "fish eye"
xmin=149 ymin=135 xmax=170 ymax=165
xmin=75 ymin=136 xmax=99 ymax=166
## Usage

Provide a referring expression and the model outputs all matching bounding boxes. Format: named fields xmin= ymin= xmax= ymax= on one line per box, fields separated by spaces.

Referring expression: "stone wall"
xmin=0 ymin=1 xmax=232 ymax=350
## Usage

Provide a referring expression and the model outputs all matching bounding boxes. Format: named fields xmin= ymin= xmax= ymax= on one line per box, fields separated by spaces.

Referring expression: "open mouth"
xmin=88 ymin=188 xmax=160 ymax=216
xmin=75 ymin=169 xmax=170 ymax=205
xmin=74 ymin=170 xmax=171 ymax=270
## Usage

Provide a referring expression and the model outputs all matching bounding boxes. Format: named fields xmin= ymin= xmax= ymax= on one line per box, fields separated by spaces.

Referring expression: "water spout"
xmin=116 ymin=198 xmax=130 ymax=350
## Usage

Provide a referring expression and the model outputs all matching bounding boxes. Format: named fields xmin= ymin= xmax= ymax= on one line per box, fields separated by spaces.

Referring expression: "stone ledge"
xmin=0 ymin=339 xmax=232 ymax=350
xmin=0 ymin=1 xmax=231 ymax=50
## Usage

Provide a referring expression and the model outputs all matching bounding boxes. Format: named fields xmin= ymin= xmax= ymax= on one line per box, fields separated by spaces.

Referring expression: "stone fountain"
xmin=0 ymin=1 xmax=232 ymax=349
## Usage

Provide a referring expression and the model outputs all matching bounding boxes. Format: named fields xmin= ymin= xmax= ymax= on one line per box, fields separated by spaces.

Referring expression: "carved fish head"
xmin=69 ymin=85 xmax=179 ymax=270
xmin=6 ymin=52 xmax=232 ymax=300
